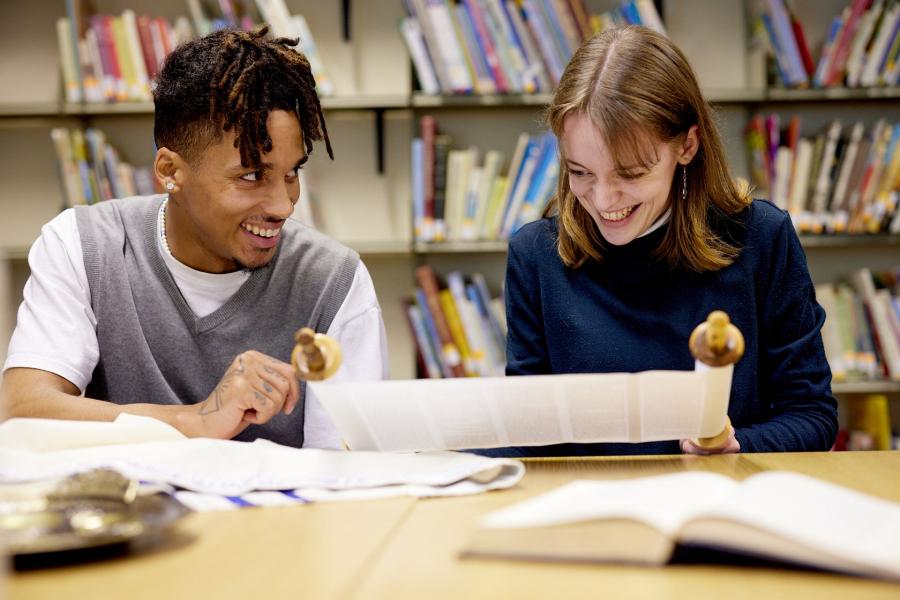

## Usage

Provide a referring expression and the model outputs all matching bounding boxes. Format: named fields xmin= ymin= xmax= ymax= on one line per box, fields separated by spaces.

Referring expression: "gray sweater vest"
xmin=76 ymin=195 xmax=359 ymax=448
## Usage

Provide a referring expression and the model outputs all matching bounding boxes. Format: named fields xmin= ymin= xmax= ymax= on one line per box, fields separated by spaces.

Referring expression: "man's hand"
xmin=680 ymin=424 xmax=741 ymax=455
xmin=184 ymin=351 xmax=301 ymax=440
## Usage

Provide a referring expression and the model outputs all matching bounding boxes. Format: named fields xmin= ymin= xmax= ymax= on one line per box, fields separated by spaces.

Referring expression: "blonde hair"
xmin=544 ymin=26 xmax=750 ymax=271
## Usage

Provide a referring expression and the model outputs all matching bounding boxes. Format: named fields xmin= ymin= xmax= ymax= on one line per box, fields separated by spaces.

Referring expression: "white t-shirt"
xmin=4 ymin=208 xmax=388 ymax=449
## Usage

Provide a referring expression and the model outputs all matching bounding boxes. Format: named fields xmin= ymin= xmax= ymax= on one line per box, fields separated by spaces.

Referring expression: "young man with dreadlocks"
xmin=0 ymin=28 xmax=387 ymax=449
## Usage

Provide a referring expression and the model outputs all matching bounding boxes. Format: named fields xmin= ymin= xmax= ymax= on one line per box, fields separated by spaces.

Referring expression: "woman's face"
xmin=561 ymin=113 xmax=696 ymax=246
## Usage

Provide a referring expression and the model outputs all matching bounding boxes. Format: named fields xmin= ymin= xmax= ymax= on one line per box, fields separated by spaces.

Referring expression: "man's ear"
xmin=154 ymin=147 xmax=187 ymax=194
xmin=678 ymin=125 xmax=700 ymax=165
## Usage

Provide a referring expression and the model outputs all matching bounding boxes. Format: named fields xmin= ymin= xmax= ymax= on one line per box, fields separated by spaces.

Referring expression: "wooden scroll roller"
xmin=291 ymin=327 xmax=343 ymax=381
xmin=688 ymin=311 xmax=745 ymax=449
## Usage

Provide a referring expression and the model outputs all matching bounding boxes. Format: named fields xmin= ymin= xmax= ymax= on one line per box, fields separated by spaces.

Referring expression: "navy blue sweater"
xmin=499 ymin=200 xmax=837 ymax=456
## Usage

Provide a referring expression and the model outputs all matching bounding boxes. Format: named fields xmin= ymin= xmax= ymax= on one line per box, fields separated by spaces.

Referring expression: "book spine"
xmin=412 ymin=137 xmax=426 ymax=241
xmin=481 ymin=0 xmax=523 ymax=92
xmin=471 ymin=272 xmax=506 ymax=353
xmin=514 ymin=133 xmax=558 ymax=231
xmin=462 ymin=0 xmax=510 ymax=93
xmin=409 ymin=0 xmax=454 ymax=92
xmin=461 ymin=164 xmax=483 ymax=240
xmin=421 ymin=115 xmax=437 ymax=241
xmin=50 ymin=128 xmax=82 ymax=208
xmin=415 ymin=288 xmax=452 ymax=377
xmin=454 ymin=4 xmax=497 ymax=94
xmin=423 ymin=0 xmax=474 ymax=93
xmin=505 ymin=0 xmax=552 ymax=92
xmin=415 ymin=265 xmax=466 ymax=377
xmin=406 ymin=302 xmax=444 ymax=378
xmin=875 ymin=9 xmax=900 ymax=84
xmin=861 ymin=4 xmax=900 ymax=86
xmin=433 ymin=134 xmax=452 ymax=241
xmin=846 ymin=1 xmax=884 ymax=88
xmin=136 ymin=15 xmax=158 ymax=81
xmin=814 ymin=12 xmax=847 ymax=87
xmin=466 ymin=283 xmax=503 ymax=374
xmin=830 ymin=122 xmax=865 ymax=213
xmin=491 ymin=132 xmax=530 ymax=238
xmin=537 ymin=0 xmax=572 ymax=64
xmin=811 ymin=121 xmax=842 ymax=214
xmin=148 ymin=19 xmax=168 ymax=75
xmin=439 ymin=288 xmax=476 ymax=376
xmin=443 ymin=150 xmax=462 ymax=239
xmin=521 ymin=0 xmax=564 ymax=83
xmin=824 ymin=0 xmax=871 ymax=87
xmin=447 ymin=271 xmax=490 ymax=376
xmin=762 ymin=0 xmax=808 ymax=87
xmin=122 ymin=10 xmax=151 ymax=101
xmin=473 ymin=149 xmax=504 ymax=236
xmin=90 ymin=16 xmax=116 ymax=102
xmin=110 ymin=16 xmax=137 ymax=101
xmin=788 ymin=9 xmax=815 ymax=77
xmin=57 ymin=18 xmax=82 ymax=104
xmin=84 ymin=128 xmax=112 ymax=202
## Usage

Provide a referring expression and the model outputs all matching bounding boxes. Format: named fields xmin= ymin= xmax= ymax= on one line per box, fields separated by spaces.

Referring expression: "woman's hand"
xmin=680 ymin=424 xmax=741 ymax=455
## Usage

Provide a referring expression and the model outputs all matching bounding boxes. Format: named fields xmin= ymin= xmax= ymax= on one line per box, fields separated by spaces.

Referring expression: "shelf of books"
xmin=406 ymin=263 xmax=900 ymax=395
xmin=799 ymin=234 xmax=900 ymax=247
xmin=833 ymin=380 xmax=900 ymax=394
xmin=401 ymin=0 xmax=899 ymax=101
xmin=63 ymin=102 xmax=155 ymax=115
xmin=411 ymin=93 xmax=554 ymax=108
xmin=55 ymin=96 xmax=411 ymax=117
xmin=53 ymin=2 xmax=356 ymax=114
xmin=348 ymin=240 xmax=416 ymax=256
xmin=413 ymin=241 xmax=508 ymax=254
xmin=757 ymin=0 xmax=900 ymax=92
xmin=0 ymin=103 xmax=67 ymax=118
xmin=766 ymin=87 xmax=900 ymax=101
xmin=818 ymin=267 xmax=900 ymax=387
xmin=410 ymin=89 xmax=774 ymax=107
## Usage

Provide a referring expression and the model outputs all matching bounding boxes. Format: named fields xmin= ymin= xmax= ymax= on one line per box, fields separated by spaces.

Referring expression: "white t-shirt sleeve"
xmin=3 ymin=209 xmax=99 ymax=391
xmin=302 ymin=260 xmax=388 ymax=449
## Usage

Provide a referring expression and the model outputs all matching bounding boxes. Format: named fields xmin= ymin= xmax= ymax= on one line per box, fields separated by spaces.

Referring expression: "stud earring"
xmin=165 ymin=181 xmax=175 ymax=191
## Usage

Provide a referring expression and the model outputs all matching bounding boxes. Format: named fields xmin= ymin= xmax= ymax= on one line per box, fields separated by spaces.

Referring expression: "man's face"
xmin=168 ymin=109 xmax=307 ymax=273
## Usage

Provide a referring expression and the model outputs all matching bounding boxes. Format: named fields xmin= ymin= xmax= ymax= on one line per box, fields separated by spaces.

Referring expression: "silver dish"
xmin=1 ymin=468 xmax=190 ymax=556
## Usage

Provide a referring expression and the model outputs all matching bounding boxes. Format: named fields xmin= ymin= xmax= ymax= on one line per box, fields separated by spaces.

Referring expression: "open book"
xmin=309 ymin=366 xmax=732 ymax=452
xmin=464 ymin=471 xmax=900 ymax=580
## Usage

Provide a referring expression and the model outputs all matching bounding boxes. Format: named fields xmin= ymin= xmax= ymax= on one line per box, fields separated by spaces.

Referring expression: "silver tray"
xmin=1 ymin=469 xmax=190 ymax=556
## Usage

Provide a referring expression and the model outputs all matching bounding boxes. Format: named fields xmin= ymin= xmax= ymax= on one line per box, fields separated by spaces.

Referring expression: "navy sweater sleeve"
xmin=505 ymin=230 xmax=551 ymax=375
xmin=735 ymin=209 xmax=838 ymax=452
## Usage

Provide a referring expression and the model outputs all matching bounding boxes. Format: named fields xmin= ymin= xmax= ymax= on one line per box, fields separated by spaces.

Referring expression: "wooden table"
xmin=9 ymin=451 xmax=900 ymax=599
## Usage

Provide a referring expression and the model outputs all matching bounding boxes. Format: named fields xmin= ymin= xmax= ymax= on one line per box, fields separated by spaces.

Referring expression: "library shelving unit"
xmin=0 ymin=1 xmax=898 ymax=439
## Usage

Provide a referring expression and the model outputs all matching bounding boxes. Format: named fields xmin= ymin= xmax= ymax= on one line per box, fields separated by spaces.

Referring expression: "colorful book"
xmin=415 ymin=265 xmax=466 ymax=378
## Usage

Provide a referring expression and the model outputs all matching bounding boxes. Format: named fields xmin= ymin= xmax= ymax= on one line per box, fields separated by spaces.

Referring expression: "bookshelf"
xmin=0 ymin=0 xmax=898 ymax=444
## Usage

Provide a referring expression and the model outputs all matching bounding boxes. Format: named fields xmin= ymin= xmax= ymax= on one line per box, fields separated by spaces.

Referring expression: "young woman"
xmin=501 ymin=26 xmax=836 ymax=456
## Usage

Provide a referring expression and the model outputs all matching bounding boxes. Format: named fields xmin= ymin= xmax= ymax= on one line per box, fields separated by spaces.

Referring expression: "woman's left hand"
xmin=680 ymin=425 xmax=741 ymax=455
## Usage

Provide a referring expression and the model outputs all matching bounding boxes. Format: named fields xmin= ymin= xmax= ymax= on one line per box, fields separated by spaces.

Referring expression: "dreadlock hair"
xmin=153 ymin=26 xmax=332 ymax=168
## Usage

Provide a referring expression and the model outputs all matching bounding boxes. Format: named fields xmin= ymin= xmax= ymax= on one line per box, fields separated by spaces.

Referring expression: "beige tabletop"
xmin=9 ymin=451 xmax=900 ymax=600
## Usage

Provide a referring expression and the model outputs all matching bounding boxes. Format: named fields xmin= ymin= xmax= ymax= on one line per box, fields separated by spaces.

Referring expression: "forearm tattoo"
xmin=199 ymin=357 xmax=245 ymax=416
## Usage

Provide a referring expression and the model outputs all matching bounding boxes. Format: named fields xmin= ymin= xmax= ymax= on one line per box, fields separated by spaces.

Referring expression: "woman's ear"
xmin=154 ymin=147 xmax=186 ymax=194
xmin=678 ymin=125 xmax=700 ymax=165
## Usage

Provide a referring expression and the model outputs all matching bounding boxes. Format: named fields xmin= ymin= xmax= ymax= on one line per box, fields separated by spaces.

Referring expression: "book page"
xmin=479 ymin=473 xmax=739 ymax=536
xmin=309 ymin=366 xmax=732 ymax=452
xmin=680 ymin=471 xmax=900 ymax=579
